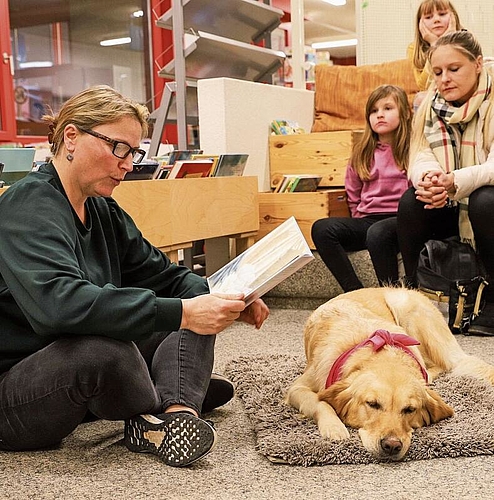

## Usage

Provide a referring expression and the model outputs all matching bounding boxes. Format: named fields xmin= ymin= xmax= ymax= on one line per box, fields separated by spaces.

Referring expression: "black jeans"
xmin=0 ymin=329 xmax=215 ymax=451
xmin=311 ymin=214 xmax=400 ymax=292
xmin=397 ymin=186 xmax=494 ymax=298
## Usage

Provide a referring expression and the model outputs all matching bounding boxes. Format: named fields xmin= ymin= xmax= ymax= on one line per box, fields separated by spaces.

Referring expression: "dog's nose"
xmin=380 ymin=437 xmax=403 ymax=455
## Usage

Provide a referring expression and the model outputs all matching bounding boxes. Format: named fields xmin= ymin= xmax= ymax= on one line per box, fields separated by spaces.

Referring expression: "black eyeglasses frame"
xmin=78 ymin=127 xmax=146 ymax=164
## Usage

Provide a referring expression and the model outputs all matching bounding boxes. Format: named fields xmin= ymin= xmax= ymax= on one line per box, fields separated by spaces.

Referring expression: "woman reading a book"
xmin=311 ymin=84 xmax=411 ymax=292
xmin=0 ymin=85 xmax=269 ymax=467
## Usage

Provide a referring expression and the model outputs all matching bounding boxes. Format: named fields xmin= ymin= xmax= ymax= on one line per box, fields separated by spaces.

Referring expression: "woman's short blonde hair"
xmin=43 ymin=85 xmax=150 ymax=156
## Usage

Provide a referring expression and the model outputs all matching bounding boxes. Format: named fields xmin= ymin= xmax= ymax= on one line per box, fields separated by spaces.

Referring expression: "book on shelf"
xmin=123 ymin=160 xmax=160 ymax=181
xmin=270 ymin=119 xmax=305 ymax=135
xmin=167 ymin=149 xmax=203 ymax=165
xmin=191 ymin=154 xmax=220 ymax=174
xmin=272 ymin=174 xmax=292 ymax=193
xmin=154 ymin=165 xmax=174 ymax=180
xmin=167 ymin=159 xmax=215 ymax=179
xmin=273 ymin=174 xmax=323 ymax=193
xmin=212 ymin=154 xmax=249 ymax=177
xmin=289 ymin=174 xmax=323 ymax=192
xmin=207 ymin=216 xmax=314 ymax=306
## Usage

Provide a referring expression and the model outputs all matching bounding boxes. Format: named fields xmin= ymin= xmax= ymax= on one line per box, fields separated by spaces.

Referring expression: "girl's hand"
xmin=419 ymin=19 xmax=439 ymax=44
xmin=445 ymin=15 xmax=457 ymax=35
xmin=419 ymin=14 xmax=456 ymax=44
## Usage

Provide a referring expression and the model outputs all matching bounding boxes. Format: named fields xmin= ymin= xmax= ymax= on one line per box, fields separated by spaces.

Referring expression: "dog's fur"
xmin=286 ymin=287 xmax=494 ymax=461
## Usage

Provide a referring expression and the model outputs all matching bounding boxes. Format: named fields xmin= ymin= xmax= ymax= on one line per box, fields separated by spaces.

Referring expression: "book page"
xmin=207 ymin=217 xmax=314 ymax=305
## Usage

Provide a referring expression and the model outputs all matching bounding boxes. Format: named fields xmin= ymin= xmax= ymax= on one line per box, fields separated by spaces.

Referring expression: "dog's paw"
xmin=318 ymin=421 xmax=350 ymax=440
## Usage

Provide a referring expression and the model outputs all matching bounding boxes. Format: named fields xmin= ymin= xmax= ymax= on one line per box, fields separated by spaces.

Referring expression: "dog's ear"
xmin=414 ymin=388 xmax=454 ymax=427
xmin=318 ymin=381 xmax=353 ymax=418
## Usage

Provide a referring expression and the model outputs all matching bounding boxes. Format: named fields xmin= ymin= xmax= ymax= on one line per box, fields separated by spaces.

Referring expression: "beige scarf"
xmin=424 ymin=68 xmax=491 ymax=247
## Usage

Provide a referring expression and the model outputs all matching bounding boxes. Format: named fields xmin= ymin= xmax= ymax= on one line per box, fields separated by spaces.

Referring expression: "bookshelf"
xmin=158 ymin=31 xmax=285 ymax=82
xmin=257 ymin=190 xmax=349 ymax=249
xmin=256 ymin=129 xmax=361 ymax=248
xmin=155 ymin=0 xmax=283 ymax=43
xmin=149 ymin=0 xmax=285 ymax=153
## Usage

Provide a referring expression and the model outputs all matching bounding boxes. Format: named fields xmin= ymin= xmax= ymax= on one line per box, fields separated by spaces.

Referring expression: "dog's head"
xmin=318 ymin=352 xmax=454 ymax=461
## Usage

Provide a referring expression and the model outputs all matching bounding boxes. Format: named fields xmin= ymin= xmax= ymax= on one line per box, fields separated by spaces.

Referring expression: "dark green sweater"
xmin=0 ymin=163 xmax=209 ymax=373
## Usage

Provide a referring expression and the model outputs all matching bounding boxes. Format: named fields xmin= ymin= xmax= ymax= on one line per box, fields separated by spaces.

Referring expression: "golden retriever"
xmin=286 ymin=287 xmax=494 ymax=461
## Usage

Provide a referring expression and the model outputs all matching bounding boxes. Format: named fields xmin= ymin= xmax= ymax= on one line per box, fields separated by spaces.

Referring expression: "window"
xmin=2 ymin=0 xmax=150 ymax=140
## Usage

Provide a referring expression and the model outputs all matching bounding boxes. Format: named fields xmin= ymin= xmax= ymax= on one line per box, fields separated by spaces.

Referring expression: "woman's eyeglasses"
xmin=79 ymin=128 xmax=146 ymax=163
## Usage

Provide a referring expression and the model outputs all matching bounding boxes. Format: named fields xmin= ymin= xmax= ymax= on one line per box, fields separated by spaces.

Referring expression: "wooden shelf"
xmin=269 ymin=131 xmax=363 ymax=189
xmin=113 ymin=176 xmax=259 ymax=272
xmin=258 ymin=189 xmax=349 ymax=249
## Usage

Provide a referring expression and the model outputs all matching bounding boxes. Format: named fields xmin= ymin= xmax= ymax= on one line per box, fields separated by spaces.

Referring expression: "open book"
xmin=207 ymin=217 xmax=314 ymax=306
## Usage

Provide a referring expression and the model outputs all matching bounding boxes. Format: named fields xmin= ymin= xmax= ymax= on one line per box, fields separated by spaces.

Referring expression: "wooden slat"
xmin=113 ymin=177 xmax=259 ymax=249
xmin=257 ymin=189 xmax=349 ymax=249
xmin=269 ymin=131 xmax=363 ymax=189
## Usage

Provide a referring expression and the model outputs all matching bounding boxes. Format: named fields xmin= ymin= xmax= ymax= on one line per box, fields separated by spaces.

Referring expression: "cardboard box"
xmin=269 ymin=130 xmax=363 ymax=189
xmin=257 ymin=189 xmax=349 ymax=249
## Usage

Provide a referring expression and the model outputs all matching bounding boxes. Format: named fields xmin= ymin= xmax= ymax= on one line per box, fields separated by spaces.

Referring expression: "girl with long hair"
xmin=312 ymin=85 xmax=411 ymax=292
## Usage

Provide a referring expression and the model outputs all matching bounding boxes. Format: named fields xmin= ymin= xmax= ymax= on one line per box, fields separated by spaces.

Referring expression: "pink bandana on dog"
xmin=325 ymin=329 xmax=429 ymax=388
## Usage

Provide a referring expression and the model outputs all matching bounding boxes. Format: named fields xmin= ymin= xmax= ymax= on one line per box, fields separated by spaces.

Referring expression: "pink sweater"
xmin=345 ymin=142 xmax=410 ymax=218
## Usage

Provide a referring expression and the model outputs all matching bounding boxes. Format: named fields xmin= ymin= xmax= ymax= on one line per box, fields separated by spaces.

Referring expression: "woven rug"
xmin=224 ymin=354 xmax=494 ymax=466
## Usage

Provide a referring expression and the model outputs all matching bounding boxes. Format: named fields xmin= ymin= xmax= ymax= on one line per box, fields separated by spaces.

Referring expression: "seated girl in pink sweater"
xmin=312 ymin=85 xmax=411 ymax=292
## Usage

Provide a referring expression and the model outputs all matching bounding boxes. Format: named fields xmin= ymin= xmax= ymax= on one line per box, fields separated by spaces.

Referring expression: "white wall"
xmin=357 ymin=0 xmax=494 ymax=65
xmin=197 ymin=78 xmax=314 ymax=192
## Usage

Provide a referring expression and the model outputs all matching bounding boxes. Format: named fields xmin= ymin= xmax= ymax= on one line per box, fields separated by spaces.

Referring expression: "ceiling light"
xmin=312 ymin=38 xmax=357 ymax=49
xmin=132 ymin=10 xmax=144 ymax=18
xmin=322 ymin=0 xmax=347 ymax=6
xmin=19 ymin=61 xmax=53 ymax=69
xmin=100 ymin=37 xmax=132 ymax=47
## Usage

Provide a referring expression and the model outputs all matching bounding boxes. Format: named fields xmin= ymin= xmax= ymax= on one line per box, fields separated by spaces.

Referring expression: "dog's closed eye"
xmin=366 ymin=401 xmax=381 ymax=410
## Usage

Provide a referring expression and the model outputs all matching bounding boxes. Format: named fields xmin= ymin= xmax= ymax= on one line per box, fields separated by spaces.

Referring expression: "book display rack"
xmin=149 ymin=0 xmax=285 ymax=154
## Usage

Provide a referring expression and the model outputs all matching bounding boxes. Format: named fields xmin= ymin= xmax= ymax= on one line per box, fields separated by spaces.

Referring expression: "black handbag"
xmin=416 ymin=237 xmax=489 ymax=334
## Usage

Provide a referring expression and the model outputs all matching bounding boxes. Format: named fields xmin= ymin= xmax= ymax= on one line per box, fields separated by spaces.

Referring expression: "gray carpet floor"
xmin=1 ymin=307 xmax=494 ymax=500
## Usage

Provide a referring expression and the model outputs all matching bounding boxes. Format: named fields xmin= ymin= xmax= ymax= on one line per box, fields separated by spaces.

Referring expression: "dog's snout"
xmin=380 ymin=437 xmax=403 ymax=456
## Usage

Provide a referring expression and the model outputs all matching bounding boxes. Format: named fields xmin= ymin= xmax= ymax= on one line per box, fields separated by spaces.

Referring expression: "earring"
xmin=66 ymin=153 xmax=74 ymax=161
